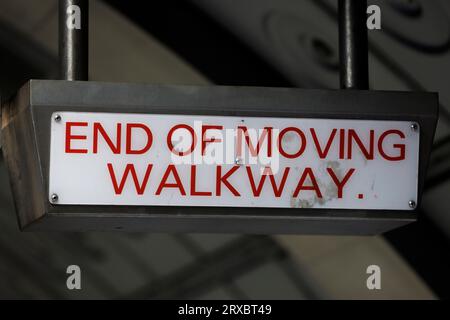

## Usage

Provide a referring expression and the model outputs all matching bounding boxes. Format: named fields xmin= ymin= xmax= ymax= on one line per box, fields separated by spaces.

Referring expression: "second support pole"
xmin=338 ymin=0 xmax=369 ymax=90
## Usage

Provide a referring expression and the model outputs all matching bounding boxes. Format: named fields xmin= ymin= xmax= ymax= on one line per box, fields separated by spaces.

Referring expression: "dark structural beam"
xmin=338 ymin=0 xmax=369 ymax=89
xmin=59 ymin=0 xmax=88 ymax=81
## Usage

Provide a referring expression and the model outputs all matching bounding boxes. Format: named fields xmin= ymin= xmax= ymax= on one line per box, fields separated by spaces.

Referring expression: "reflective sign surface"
xmin=49 ymin=112 xmax=420 ymax=210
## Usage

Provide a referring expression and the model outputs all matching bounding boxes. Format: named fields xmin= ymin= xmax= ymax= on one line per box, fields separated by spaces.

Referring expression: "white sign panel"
xmin=49 ymin=112 xmax=420 ymax=210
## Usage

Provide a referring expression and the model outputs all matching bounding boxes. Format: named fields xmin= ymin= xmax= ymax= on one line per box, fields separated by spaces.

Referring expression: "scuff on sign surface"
xmin=49 ymin=112 xmax=419 ymax=210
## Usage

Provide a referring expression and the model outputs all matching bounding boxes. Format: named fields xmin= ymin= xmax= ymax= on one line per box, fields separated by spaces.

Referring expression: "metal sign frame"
xmin=1 ymin=80 xmax=438 ymax=233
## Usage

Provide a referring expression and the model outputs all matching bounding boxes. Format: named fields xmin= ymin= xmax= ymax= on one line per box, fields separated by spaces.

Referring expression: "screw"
xmin=408 ymin=200 xmax=416 ymax=209
xmin=51 ymin=194 xmax=59 ymax=203
xmin=54 ymin=114 xmax=62 ymax=122
xmin=411 ymin=123 xmax=418 ymax=132
xmin=235 ymin=157 xmax=243 ymax=165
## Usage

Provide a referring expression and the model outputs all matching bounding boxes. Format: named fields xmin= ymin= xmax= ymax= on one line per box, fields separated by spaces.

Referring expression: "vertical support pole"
xmin=338 ymin=0 xmax=369 ymax=90
xmin=59 ymin=0 xmax=88 ymax=81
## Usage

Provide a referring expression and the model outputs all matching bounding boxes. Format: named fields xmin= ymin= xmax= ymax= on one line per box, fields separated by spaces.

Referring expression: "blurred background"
xmin=0 ymin=0 xmax=449 ymax=299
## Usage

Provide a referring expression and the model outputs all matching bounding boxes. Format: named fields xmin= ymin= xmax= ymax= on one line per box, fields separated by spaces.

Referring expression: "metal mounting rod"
xmin=59 ymin=0 xmax=88 ymax=81
xmin=338 ymin=0 xmax=369 ymax=90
